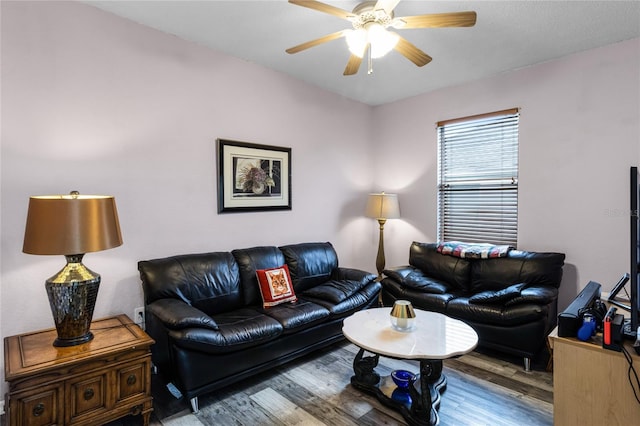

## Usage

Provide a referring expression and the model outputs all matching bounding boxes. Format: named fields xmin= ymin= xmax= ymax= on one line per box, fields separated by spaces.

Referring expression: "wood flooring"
xmin=105 ymin=340 xmax=553 ymax=426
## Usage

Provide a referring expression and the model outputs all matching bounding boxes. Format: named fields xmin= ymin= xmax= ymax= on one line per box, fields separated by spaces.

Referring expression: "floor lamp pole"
xmin=375 ymin=218 xmax=387 ymax=279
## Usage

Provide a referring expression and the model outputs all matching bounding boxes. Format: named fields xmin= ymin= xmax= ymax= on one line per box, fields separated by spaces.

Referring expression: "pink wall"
xmin=372 ymin=37 xmax=640 ymax=312
xmin=0 ymin=0 xmax=376 ymax=386
xmin=1 ymin=0 xmax=638 ymax=398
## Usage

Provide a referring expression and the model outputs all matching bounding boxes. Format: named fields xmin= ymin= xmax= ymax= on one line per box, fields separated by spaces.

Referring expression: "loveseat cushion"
xmin=280 ymin=242 xmax=338 ymax=292
xmin=468 ymin=283 xmax=526 ymax=304
xmin=232 ymin=246 xmax=286 ymax=306
xmin=470 ymin=251 xmax=565 ymax=293
xmin=504 ymin=286 xmax=558 ymax=306
xmin=138 ymin=252 xmax=243 ymax=316
xmin=168 ymin=308 xmax=282 ymax=354
xmin=409 ymin=242 xmax=471 ymax=292
xmin=384 ymin=267 xmax=449 ymax=294
xmin=446 ymin=297 xmax=548 ymax=326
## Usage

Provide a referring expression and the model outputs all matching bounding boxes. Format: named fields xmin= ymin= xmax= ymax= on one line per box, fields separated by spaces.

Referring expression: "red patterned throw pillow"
xmin=256 ymin=265 xmax=297 ymax=308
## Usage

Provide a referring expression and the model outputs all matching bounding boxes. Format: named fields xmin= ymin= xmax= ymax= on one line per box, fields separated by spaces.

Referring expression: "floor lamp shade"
xmin=366 ymin=193 xmax=400 ymax=278
xmin=365 ymin=193 xmax=400 ymax=220
xmin=23 ymin=193 xmax=123 ymax=346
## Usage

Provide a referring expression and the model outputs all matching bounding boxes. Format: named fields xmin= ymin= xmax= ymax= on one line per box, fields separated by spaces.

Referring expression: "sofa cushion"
xmin=138 ymin=252 xmax=243 ymax=316
xmin=302 ymin=279 xmax=368 ymax=304
xmin=280 ymin=242 xmax=338 ymax=292
xmin=256 ymin=265 xmax=298 ymax=308
xmin=468 ymin=283 xmax=526 ymax=304
xmin=232 ymin=246 xmax=286 ymax=306
xmin=409 ymin=242 xmax=471 ymax=292
xmin=303 ymin=281 xmax=381 ymax=316
xmin=260 ymin=300 xmax=330 ymax=334
xmin=168 ymin=308 xmax=283 ymax=354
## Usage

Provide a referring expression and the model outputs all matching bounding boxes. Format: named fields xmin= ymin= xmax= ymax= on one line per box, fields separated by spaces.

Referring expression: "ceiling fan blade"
xmin=374 ymin=0 xmax=401 ymax=15
xmin=394 ymin=36 xmax=432 ymax=67
xmin=286 ymin=30 xmax=349 ymax=54
xmin=396 ymin=11 xmax=477 ymax=29
xmin=288 ymin=0 xmax=354 ymax=21
xmin=343 ymin=54 xmax=364 ymax=76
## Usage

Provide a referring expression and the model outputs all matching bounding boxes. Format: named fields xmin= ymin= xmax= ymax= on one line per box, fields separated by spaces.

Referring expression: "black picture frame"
xmin=217 ymin=139 xmax=292 ymax=213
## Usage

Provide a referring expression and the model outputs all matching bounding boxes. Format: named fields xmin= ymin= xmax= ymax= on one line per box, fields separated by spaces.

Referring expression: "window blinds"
xmin=437 ymin=109 xmax=519 ymax=246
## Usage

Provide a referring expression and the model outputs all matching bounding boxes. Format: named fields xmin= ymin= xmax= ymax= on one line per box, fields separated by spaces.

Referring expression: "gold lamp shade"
xmin=390 ymin=300 xmax=416 ymax=331
xmin=23 ymin=194 xmax=122 ymax=255
xmin=23 ymin=192 xmax=123 ymax=347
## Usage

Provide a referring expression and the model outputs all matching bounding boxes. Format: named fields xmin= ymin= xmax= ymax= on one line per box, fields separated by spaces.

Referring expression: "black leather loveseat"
xmin=138 ymin=242 xmax=379 ymax=412
xmin=381 ymin=242 xmax=565 ymax=370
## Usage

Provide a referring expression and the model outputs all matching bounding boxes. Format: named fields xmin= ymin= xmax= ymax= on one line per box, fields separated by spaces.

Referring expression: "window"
xmin=437 ymin=108 xmax=519 ymax=246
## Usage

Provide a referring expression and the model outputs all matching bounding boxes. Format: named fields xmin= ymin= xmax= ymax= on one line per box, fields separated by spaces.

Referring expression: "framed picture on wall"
xmin=217 ymin=139 xmax=292 ymax=213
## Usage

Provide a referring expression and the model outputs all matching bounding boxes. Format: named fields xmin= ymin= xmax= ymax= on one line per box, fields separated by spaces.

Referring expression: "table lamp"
xmin=22 ymin=191 xmax=123 ymax=347
xmin=365 ymin=192 xmax=400 ymax=278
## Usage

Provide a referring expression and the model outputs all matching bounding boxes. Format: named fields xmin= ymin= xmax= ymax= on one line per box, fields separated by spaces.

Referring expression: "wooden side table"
xmin=4 ymin=314 xmax=155 ymax=426
xmin=548 ymin=326 xmax=640 ymax=425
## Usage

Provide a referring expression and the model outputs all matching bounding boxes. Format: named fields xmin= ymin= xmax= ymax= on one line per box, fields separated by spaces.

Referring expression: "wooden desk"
xmin=549 ymin=327 xmax=640 ymax=425
xmin=4 ymin=315 xmax=154 ymax=426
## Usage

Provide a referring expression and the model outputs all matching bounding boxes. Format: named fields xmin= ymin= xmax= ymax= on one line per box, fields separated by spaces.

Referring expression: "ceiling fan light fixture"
xmin=346 ymin=24 xmax=399 ymax=59
xmin=286 ymin=0 xmax=476 ymax=76
xmin=346 ymin=28 xmax=368 ymax=58
xmin=368 ymin=24 xmax=399 ymax=58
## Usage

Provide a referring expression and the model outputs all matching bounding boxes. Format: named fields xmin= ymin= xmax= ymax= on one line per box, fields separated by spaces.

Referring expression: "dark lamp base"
xmin=53 ymin=331 xmax=94 ymax=347
xmin=46 ymin=254 xmax=101 ymax=347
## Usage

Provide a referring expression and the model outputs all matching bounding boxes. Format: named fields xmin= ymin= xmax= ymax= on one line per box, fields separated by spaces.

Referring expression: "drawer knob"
xmin=127 ymin=374 xmax=137 ymax=385
xmin=84 ymin=388 xmax=94 ymax=400
xmin=32 ymin=403 xmax=45 ymax=417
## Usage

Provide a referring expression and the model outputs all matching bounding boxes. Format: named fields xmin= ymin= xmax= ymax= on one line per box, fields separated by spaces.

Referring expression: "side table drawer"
xmin=116 ymin=361 xmax=148 ymax=402
xmin=67 ymin=372 xmax=108 ymax=422
xmin=8 ymin=383 xmax=63 ymax=426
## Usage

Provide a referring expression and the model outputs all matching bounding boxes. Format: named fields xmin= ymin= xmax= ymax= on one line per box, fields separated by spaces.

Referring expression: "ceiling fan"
xmin=285 ymin=0 xmax=477 ymax=76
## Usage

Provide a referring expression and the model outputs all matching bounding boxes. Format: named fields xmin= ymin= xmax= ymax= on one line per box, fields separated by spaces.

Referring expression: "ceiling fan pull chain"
xmin=368 ymin=48 xmax=373 ymax=75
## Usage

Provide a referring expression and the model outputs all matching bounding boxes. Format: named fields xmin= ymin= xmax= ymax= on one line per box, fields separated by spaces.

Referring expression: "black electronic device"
xmin=623 ymin=166 xmax=640 ymax=340
xmin=607 ymin=273 xmax=630 ymax=311
xmin=558 ymin=280 xmax=601 ymax=337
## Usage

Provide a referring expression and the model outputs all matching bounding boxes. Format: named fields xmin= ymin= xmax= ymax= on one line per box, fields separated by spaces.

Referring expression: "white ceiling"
xmin=84 ymin=0 xmax=640 ymax=105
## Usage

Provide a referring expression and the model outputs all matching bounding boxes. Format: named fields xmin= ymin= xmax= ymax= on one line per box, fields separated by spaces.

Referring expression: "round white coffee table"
xmin=342 ymin=307 xmax=478 ymax=426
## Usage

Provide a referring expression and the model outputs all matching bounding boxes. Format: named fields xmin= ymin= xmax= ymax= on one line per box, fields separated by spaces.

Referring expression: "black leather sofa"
xmin=381 ymin=242 xmax=565 ymax=370
xmin=138 ymin=242 xmax=379 ymax=412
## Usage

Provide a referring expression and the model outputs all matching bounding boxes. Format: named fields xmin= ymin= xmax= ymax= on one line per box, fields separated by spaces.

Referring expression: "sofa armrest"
xmin=504 ymin=285 xmax=559 ymax=307
xmin=382 ymin=265 xmax=415 ymax=284
xmin=147 ymin=299 xmax=219 ymax=331
xmin=332 ymin=267 xmax=377 ymax=283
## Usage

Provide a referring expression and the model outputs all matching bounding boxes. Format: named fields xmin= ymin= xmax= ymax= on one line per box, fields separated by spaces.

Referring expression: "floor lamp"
xmin=366 ymin=192 xmax=400 ymax=279
xmin=22 ymin=192 xmax=123 ymax=347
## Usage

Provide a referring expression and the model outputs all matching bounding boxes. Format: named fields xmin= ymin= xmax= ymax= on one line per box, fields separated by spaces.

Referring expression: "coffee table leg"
xmin=351 ymin=347 xmax=381 ymax=388
xmin=407 ymin=359 xmax=446 ymax=426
